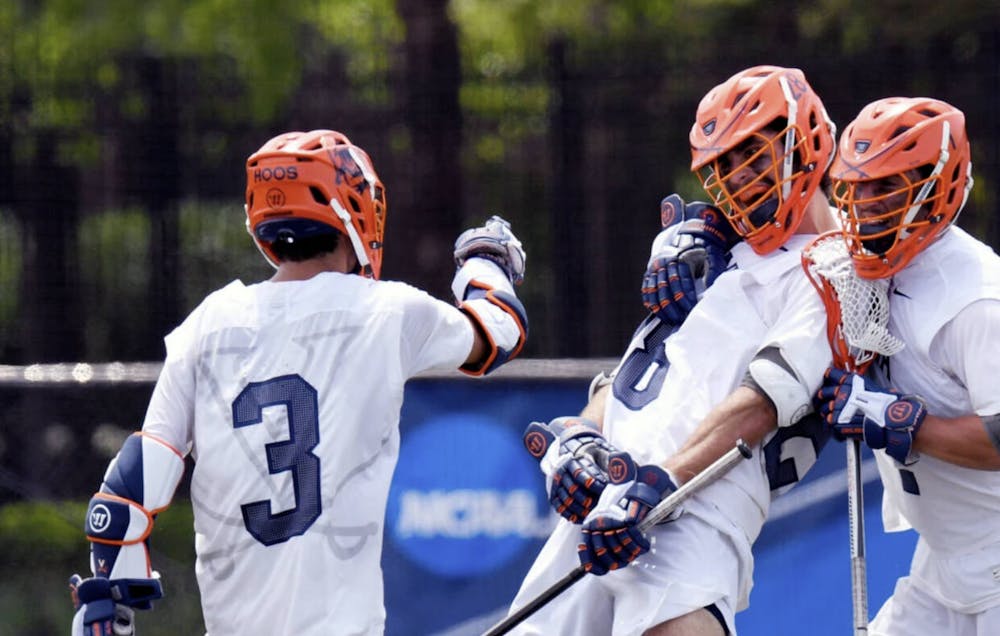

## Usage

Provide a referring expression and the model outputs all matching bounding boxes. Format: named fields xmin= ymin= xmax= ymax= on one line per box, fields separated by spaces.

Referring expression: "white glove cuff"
xmin=451 ymin=257 xmax=514 ymax=301
xmin=539 ymin=439 xmax=564 ymax=479
xmin=584 ymin=477 xmax=632 ymax=525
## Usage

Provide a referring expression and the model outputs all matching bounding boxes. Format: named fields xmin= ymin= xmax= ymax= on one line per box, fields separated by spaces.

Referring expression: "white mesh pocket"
xmin=804 ymin=235 xmax=904 ymax=367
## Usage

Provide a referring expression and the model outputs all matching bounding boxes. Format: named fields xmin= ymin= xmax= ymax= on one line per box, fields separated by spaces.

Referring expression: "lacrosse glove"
xmin=814 ymin=366 xmax=927 ymax=465
xmin=70 ymin=574 xmax=163 ymax=636
xmin=523 ymin=417 xmax=617 ymax=523
xmin=454 ymin=215 xmax=526 ymax=286
xmin=642 ymin=194 xmax=738 ymax=325
xmin=577 ymin=451 xmax=678 ymax=575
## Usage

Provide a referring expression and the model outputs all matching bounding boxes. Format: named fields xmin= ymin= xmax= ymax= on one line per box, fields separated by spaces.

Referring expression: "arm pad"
xmin=86 ymin=433 xmax=185 ymax=579
xmin=452 ymin=258 xmax=528 ymax=376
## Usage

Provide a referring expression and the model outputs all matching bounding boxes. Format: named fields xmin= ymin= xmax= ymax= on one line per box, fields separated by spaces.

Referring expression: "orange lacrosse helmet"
xmin=690 ymin=66 xmax=835 ymax=255
xmin=245 ymin=130 xmax=387 ymax=278
xmin=830 ymin=97 xmax=972 ymax=279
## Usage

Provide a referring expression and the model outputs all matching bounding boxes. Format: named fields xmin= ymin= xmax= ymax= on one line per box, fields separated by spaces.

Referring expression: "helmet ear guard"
xmin=244 ymin=130 xmax=387 ymax=277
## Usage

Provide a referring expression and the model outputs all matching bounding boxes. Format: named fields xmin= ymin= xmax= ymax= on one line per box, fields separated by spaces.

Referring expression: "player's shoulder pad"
xmin=745 ymin=346 xmax=813 ymax=428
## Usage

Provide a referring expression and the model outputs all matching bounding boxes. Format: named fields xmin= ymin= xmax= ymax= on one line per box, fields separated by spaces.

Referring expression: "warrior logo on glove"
xmin=523 ymin=429 xmax=552 ymax=459
xmin=607 ymin=455 xmax=632 ymax=484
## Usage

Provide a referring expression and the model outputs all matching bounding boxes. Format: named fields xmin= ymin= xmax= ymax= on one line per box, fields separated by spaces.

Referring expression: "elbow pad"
xmin=452 ymin=257 xmax=528 ymax=376
xmin=86 ymin=433 xmax=185 ymax=579
xmin=745 ymin=346 xmax=813 ymax=428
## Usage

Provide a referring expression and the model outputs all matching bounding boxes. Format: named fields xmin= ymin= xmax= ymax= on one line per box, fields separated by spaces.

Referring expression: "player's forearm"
xmin=665 ymin=386 xmax=775 ymax=484
xmin=913 ymin=413 xmax=1000 ymax=470
xmin=578 ymin=383 xmax=609 ymax=430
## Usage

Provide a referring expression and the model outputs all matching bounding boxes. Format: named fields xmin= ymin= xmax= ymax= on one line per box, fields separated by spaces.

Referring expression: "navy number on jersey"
xmin=233 ymin=374 xmax=322 ymax=545
xmin=762 ymin=413 xmax=830 ymax=494
xmin=612 ymin=317 xmax=679 ymax=411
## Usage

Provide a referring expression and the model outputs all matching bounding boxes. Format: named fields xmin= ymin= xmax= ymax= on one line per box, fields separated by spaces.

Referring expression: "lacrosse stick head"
xmin=801 ymin=230 xmax=904 ymax=372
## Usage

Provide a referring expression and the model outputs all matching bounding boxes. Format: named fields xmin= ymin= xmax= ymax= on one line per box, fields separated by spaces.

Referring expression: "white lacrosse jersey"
xmin=601 ymin=233 xmax=833 ymax=610
xmin=868 ymin=227 xmax=1000 ymax=613
xmin=140 ymin=272 xmax=475 ymax=635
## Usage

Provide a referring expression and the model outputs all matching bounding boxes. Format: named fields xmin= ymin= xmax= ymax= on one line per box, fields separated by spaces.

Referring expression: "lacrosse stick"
xmin=482 ymin=440 xmax=752 ymax=636
xmin=801 ymin=231 xmax=904 ymax=636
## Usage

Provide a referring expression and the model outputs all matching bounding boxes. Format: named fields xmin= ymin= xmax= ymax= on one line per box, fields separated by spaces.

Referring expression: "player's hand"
xmin=641 ymin=196 xmax=737 ymax=325
xmin=70 ymin=574 xmax=164 ymax=636
xmin=814 ymin=366 xmax=927 ymax=465
xmin=673 ymin=201 xmax=739 ymax=288
xmin=454 ymin=215 xmax=526 ymax=286
xmin=577 ymin=452 xmax=677 ymax=575
xmin=522 ymin=417 xmax=615 ymax=523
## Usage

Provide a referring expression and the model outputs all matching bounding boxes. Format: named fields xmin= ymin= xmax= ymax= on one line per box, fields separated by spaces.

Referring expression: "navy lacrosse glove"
xmin=70 ymin=574 xmax=163 ymax=636
xmin=577 ymin=451 xmax=677 ymax=575
xmin=523 ymin=417 xmax=616 ymax=523
xmin=641 ymin=195 xmax=738 ymax=325
xmin=454 ymin=215 xmax=526 ymax=285
xmin=814 ymin=366 xmax=927 ymax=465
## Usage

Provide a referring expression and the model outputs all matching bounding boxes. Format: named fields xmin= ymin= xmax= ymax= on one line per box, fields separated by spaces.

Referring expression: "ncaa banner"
xmin=383 ymin=377 xmax=588 ymax=635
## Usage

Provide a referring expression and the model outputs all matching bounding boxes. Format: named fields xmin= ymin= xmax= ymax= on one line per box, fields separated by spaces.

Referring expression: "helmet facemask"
xmin=830 ymin=97 xmax=973 ymax=279
xmin=698 ymin=121 xmax=815 ymax=246
xmin=689 ymin=66 xmax=835 ymax=256
xmin=833 ymin=117 xmax=972 ymax=278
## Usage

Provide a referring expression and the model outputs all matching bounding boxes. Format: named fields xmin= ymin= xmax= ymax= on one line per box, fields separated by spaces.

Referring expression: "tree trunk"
xmin=547 ymin=38 xmax=589 ymax=356
xmin=391 ymin=0 xmax=463 ymax=299
xmin=131 ymin=55 xmax=182 ymax=357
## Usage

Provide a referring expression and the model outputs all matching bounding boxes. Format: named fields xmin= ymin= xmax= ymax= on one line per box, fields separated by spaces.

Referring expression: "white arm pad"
xmin=452 ymin=257 xmax=515 ymax=299
xmin=101 ymin=433 xmax=186 ymax=511
xmin=452 ymin=257 xmax=527 ymax=376
xmin=746 ymin=347 xmax=814 ymax=428
xmin=86 ymin=433 xmax=186 ymax=579
xmin=462 ymin=295 xmax=524 ymax=352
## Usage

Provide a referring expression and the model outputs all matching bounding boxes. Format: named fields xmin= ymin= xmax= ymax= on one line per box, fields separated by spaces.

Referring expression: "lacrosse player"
xmin=68 ymin=129 xmax=529 ymax=635
xmin=815 ymin=97 xmax=1000 ymax=636
xmin=509 ymin=66 xmax=841 ymax=635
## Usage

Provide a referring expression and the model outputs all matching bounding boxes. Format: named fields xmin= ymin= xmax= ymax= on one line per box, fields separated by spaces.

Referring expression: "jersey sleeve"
xmin=756 ymin=267 xmax=832 ymax=396
xmin=139 ymin=309 xmax=201 ymax=455
xmin=932 ymin=299 xmax=1000 ymax=415
xmin=390 ymin=282 xmax=477 ymax=378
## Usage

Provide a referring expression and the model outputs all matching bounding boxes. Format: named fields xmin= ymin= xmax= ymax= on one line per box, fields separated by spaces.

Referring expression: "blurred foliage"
xmin=0 ymin=500 xmax=85 ymax=566
xmin=78 ymin=209 xmax=151 ymax=358
xmin=0 ymin=0 xmax=998 ymax=357
xmin=0 ymin=499 xmax=202 ymax=634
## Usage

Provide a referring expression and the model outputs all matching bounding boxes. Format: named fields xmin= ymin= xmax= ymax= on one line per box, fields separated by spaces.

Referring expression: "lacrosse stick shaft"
xmin=482 ymin=441 xmax=753 ymax=636
xmin=846 ymin=439 xmax=869 ymax=635
xmin=834 ymin=364 xmax=872 ymax=635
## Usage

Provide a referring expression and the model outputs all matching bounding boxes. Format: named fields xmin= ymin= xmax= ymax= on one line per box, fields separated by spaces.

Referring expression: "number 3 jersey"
xmin=140 ymin=272 xmax=475 ymax=635
xmin=602 ymin=235 xmax=833 ymax=610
